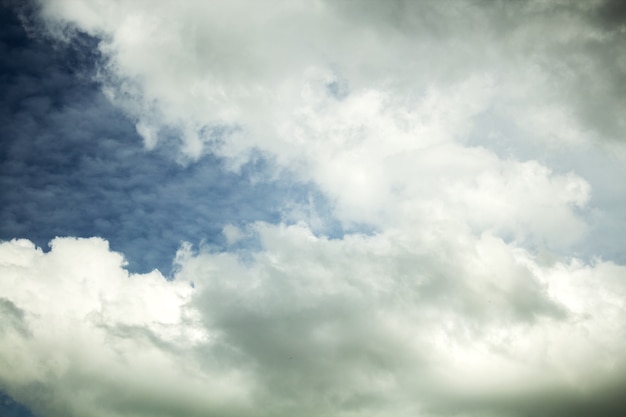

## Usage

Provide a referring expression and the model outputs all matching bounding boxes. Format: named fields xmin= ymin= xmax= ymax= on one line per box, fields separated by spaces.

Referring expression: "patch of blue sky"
xmin=0 ymin=391 xmax=38 ymax=417
xmin=0 ymin=0 xmax=370 ymax=278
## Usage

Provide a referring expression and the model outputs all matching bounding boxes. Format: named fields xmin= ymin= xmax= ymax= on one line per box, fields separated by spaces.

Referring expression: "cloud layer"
xmin=31 ymin=0 xmax=626 ymax=256
xmin=2 ymin=228 xmax=626 ymax=417
xmin=2 ymin=0 xmax=626 ymax=416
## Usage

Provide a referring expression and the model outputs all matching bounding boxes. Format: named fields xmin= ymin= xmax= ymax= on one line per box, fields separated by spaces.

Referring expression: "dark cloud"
xmin=437 ymin=368 xmax=626 ymax=417
xmin=596 ymin=0 xmax=626 ymax=30
xmin=543 ymin=1 xmax=626 ymax=145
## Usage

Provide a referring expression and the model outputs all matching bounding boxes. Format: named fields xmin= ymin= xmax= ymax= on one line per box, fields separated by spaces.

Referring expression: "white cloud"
xmin=0 ymin=238 xmax=252 ymax=417
xmin=33 ymin=0 xmax=613 ymax=247
xmin=2 ymin=228 xmax=626 ymax=417
xmin=35 ymin=0 xmax=626 ymax=157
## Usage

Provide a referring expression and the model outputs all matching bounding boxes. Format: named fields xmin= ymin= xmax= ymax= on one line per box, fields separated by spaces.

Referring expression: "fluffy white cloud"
xmin=32 ymin=0 xmax=619 ymax=247
xmin=35 ymin=0 xmax=626 ymax=156
xmin=0 ymin=238 xmax=252 ymax=417
xmin=2 ymin=228 xmax=626 ymax=417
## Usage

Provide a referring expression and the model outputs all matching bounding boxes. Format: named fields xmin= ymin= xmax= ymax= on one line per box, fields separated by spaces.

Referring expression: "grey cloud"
xmin=174 ymin=224 xmax=616 ymax=417
xmin=335 ymin=0 xmax=626 ymax=144
xmin=595 ymin=0 xmax=626 ymax=30
xmin=438 ymin=367 xmax=626 ymax=417
xmin=0 ymin=298 xmax=30 ymax=338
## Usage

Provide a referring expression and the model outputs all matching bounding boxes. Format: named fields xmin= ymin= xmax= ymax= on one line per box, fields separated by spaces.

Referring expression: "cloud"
xmin=33 ymin=0 xmax=626 ymax=156
xmin=0 ymin=237 xmax=252 ymax=417
xmin=29 ymin=0 xmax=624 ymax=255
xmin=2 ymin=0 xmax=626 ymax=416
xmin=2 ymin=228 xmax=626 ymax=417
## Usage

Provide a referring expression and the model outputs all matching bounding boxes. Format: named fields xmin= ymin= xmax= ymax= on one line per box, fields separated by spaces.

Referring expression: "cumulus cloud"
xmin=2 ymin=229 xmax=626 ymax=417
xmin=34 ymin=0 xmax=626 ymax=155
xmin=30 ymin=0 xmax=624 ymax=249
xmin=0 ymin=237 xmax=252 ymax=417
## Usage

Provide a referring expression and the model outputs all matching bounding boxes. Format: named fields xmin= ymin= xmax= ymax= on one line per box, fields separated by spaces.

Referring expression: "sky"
xmin=1 ymin=0 xmax=626 ymax=416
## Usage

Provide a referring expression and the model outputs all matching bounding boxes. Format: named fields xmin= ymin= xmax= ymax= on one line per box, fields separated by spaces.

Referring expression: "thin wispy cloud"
xmin=1 ymin=1 xmax=626 ymax=416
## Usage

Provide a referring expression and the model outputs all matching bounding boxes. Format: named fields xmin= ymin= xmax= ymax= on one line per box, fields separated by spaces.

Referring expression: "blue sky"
xmin=0 ymin=4 xmax=329 ymax=275
xmin=2 ymin=1 xmax=626 ymax=417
